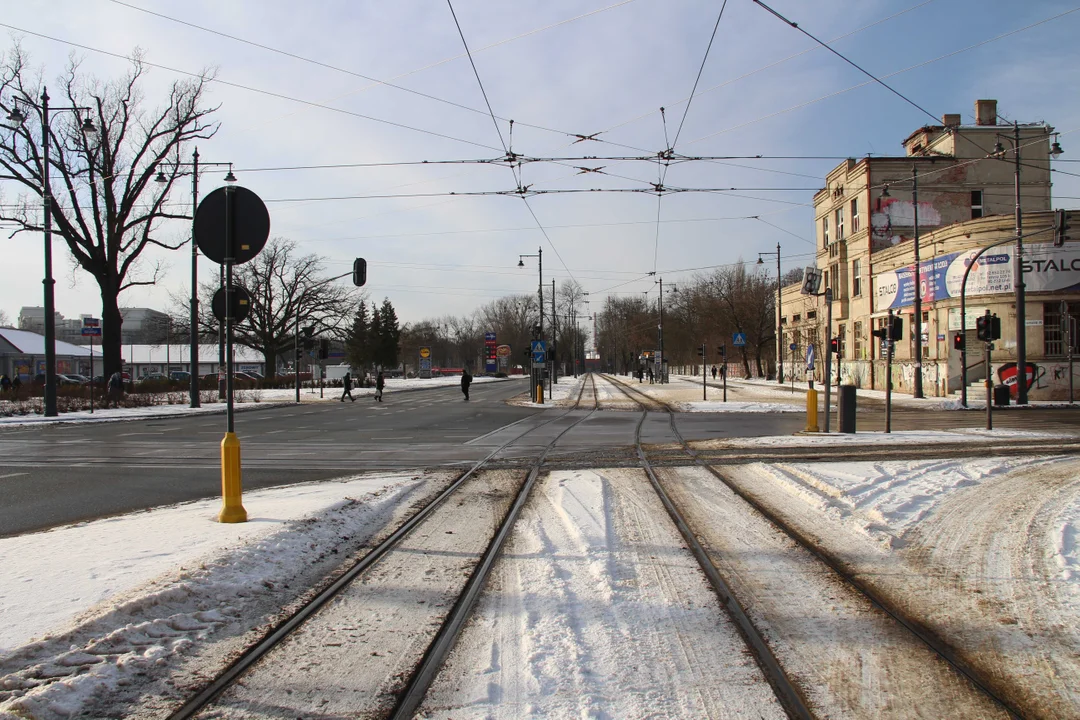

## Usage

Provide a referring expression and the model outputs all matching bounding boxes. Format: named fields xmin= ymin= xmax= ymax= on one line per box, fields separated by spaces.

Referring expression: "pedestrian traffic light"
xmin=302 ymin=325 xmax=315 ymax=351
xmin=1055 ymin=209 xmax=1071 ymax=247
xmin=352 ymin=257 xmax=367 ymax=287
xmin=318 ymin=338 xmax=330 ymax=360
xmin=531 ymin=324 xmax=541 ymax=340
xmin=697 ymin=347 xmax=705 ymax=357
xmin=953 ymin=332 xmax=965 ymax=351
xmin=718 ymin=345 xmax=726 ymax=358
xmin=829 ymin=336 xmax=841 ymax=357
xmin=888 ymin=315 xmax=903 ymax=341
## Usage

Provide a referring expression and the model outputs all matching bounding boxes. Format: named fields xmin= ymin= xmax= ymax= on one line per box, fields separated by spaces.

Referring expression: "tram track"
xmin=601 ymin=372 xmax=1023 ymax=719
xmin=167 ymin=398 xmax=598 ymax=720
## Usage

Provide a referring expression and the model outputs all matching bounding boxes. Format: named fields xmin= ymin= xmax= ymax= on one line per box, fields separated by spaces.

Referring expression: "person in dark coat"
xmin=711 ymin=365 xmax=717 ymax=380
xmin=461 ymin=368 xmax=472 ymax=401
xmin=340 ymin=372 xmax=355 ymax=402
xmin=106 ymin=371 xmax=124 ymax=408
xmin=11 ymin=374 xmax=21 ymax=391
xmin=0 ymin=374 xmax=10 ymax=392
xmin=375 ymin=371 xmax=385 ymax=402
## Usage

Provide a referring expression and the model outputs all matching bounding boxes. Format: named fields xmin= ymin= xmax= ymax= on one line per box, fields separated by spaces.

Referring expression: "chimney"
xmin=942 ymin=113 xmax=961 ymax=127
xmin=975 ymin=99 xmax=997 ymax=126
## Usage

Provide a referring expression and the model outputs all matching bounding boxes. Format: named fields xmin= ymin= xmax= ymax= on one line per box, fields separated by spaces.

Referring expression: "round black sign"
xmin=212 ymin=285 xmax=252 ymax=323
xmin=194 ymin=186 xmax=270 ymax=265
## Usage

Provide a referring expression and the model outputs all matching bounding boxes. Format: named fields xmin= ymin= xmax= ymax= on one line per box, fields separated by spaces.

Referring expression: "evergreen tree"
xmin=346 ymin=302 xmax=370 ymax=370
xmin=378 ymin=298 xmax=401 ymax=370
xmin=369 ymin=303 xmax=383 ymax=369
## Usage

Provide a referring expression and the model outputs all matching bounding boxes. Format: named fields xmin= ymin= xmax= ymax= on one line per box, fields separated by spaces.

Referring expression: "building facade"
xmin=18 ymin=306 xmax=171 ymax=345
xmin=781 ymin=100 xmax=1079 ymax=400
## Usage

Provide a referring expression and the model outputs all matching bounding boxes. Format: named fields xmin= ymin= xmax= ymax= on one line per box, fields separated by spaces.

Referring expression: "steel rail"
xmin=167 ymin=403 xmax=580 ymax=720
xmin=606 ymin=370 xmax=1023 ymax=719
xmin=389 ymin=404 xmax=599 ymax=718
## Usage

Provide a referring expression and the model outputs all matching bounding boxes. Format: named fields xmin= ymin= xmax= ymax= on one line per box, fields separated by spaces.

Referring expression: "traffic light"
xmin=531 ymin=324 xmax=541 ymax=340
xmin=829 ymin=336 xmax=842 ymax=358
xmin=718 ymin=345 xmax=726 ymax=358
xmin=953 ymin=332 xmax=965 ymax=351
xmin=302 ymin=325 xmax=315 ymax=351
xmin=976 ymin=314 xmax=1002 ymax=341
xmin=1055 ymin=209 xmax=1071 ymax=247
xmin=871 ymin=327 xmax=886 ymax=339
xmin=697 ymin=347 xmax=705 ymax=357
xmin=352 ymin=257 xmax=367 ymax=286
xmin=889 ymin=315 xmax=903 ymax=341
xmin=318 ymin=338 xmax=330 ymax=360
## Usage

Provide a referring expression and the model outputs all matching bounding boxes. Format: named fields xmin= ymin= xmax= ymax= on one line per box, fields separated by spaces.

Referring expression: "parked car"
xmin=65 ymin=373 xmax=91 ymax=384
xmin=170 ymin=370 xmax=191 ymax=382
xmin=138 ymin=373 xmax=170 ymax=384
xmin=58 ymin=374 xmax=89 ymax=385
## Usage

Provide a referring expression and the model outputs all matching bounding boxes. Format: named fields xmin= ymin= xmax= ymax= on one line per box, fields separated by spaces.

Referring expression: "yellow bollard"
xmin=218 ymin=432 xmax=248 ymax=523
xmin=805 ymin=388 xmax=820 ymax=433
xmin=536 ymin=384 xmax=544 ymax=403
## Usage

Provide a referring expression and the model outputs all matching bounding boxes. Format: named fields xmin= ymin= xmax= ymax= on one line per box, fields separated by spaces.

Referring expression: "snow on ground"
xmin=0 ymin=472 xmax=453 ymax=719
xmin=420 ymin=469 xmax=786 ymax=719
xmin=0 ymin=376 xmax=507 ymax=427
xmin=695 ymin=427 xmax=1074 ymax=448
xmin=512 ymin=373 xmax=584 ymax=407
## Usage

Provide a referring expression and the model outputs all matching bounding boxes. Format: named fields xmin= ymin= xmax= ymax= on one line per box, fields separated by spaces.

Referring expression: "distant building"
xmin=0 ymin=328 xmax=96 ymax=380
xmin=18 ymin=306 xmax=172 ymax=345
xmin=780 ymin=99 xmax=1079 ymax=400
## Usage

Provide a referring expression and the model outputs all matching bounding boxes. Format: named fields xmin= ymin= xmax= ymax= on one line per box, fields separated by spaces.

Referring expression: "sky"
xmin=2 ymin=0 xmax=1080 ymax=328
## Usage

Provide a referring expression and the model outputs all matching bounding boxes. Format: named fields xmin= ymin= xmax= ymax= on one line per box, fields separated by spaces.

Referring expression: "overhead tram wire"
xmin=0 ymin=22 xmax=503 ymax=153
xmin=687 ymin=6 xmax=1080 ymax=148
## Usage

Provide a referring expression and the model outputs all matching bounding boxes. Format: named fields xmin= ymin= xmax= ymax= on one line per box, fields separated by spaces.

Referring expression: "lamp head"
xmin=518 ymin=258 xmax=525 ymax=268
xmin=1051 ymin=138 xmax=1064 ymax=159
xmin=154 ymin=170 xmax=167 ymax=184
xmin=757 ymin=256 xmax=764 ymax=265
xmin=224 ymin=168 xmax=237 ymax=183
xmin=993 ymin=140 xmax=1006 ymax=158
xmin=80 ymin=116 xmax=97 ymax=135
xmin=5 ymin=106 xmax=26 ymax=126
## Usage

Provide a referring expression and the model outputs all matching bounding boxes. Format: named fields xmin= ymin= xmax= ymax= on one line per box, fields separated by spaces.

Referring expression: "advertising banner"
xmin=874 ymin=243 xmax=1080 ymax=310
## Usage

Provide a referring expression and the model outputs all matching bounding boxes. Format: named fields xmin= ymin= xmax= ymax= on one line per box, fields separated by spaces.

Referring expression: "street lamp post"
xmin=992 ymin=123 xmax=1063 ymax=405
xmin=5 ymin=88 xmax=97 ymax=417
xmin=155 ymin=150 xmax=235 ymax=408
xmin=757 ymin=243 xmax=783 ymax=383
xmin=654 ymin=278 xmax=677 ymax=383
xmin=518 ymin=247 xmax=543 ymax=400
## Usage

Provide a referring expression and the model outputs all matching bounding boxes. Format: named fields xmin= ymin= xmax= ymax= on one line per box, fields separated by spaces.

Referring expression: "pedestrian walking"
xmin=106 ymin=371 xmax=124 ymax=408
xmin=647 ymin=366 xmax=653 ymax=384
xmin=11 ymin=374 xmax=20 ymax=391
xmin=375 ymin=371 xmax=385 ymax=402
xmin=461 ymin=367 xmax=472 ymax=401
xmin=340 ymin=372 xmax=355 ymax=402
xmin=711 ymin=365 xmax=717 ymax=380
xmin=0 ymin=374 xmax=10 ymax=393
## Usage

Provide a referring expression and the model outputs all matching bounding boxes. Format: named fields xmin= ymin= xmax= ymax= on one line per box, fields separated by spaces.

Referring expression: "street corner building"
xmin=780 ymin=99 xmax=1079 ymax=401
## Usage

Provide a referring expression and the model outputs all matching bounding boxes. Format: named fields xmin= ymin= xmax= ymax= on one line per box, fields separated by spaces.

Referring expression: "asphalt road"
xmin=0 ymin=378 xmax=807 ymax=537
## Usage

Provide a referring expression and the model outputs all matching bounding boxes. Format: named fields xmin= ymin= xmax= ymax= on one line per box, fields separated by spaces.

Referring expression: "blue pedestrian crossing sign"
xmin=531 ymin=339 xmax=546 ymax=363
xmin=733 ymin=332 xmax=747 ymax=347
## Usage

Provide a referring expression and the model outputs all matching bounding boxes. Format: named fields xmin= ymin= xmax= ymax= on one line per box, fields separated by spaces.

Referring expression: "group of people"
xmin=339 ymin=368 xmax=473 ymax=403
xmin=0 ymin=374 xmax=21 ymax=393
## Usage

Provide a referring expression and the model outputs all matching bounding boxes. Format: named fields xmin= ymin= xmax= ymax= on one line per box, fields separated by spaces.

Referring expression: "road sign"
xmin=212 ymin=285 xmax=252 ymax=322
xmin=733 ymin=332 xmax=747 ymax=347
xmin=81 ymin=327 xmax=102 ymax=336
xmin=419 ymin=346 xmax=431 ymax=359
xmin=531 ymin=339 xmax=546 ymax=364
xmin=806 ymin=343 xmax=816 ymax=370
xmin=194 ymin=186 xmax=271 ymax=265
xmin=484 ymin=331 xmax=497 ymax=342
xmin=496 ymin=344 xmax=511 ymax=358
xmin=83 ymin=317 xmax=100 ymax=327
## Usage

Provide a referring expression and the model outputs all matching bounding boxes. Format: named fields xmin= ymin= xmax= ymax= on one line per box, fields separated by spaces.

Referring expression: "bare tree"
xmin=193 ymin=238 xmax=360 ymax=371
xmin=476 ymin=294 xmax=538 ymax=368
xmin=0 ymin=46 xmax=218 ymax=377
xmin=0 ymin=309 xmax=9 ymax=327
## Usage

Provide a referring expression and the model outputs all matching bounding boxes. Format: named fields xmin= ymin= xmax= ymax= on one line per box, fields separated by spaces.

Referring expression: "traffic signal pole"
xmin=823 ymin=287 xmax=833 ymax=433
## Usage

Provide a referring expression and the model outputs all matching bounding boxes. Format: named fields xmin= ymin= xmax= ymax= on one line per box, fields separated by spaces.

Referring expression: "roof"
xmin=0 ymin=328 xmax=94 ymax=356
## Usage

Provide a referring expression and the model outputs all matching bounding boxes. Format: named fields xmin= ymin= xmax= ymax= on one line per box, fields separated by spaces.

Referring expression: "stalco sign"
xmin=873 ymin=243 xmax=1080 ymax=310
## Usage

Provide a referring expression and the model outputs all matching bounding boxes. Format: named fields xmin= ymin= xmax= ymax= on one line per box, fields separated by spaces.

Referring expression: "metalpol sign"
xmin=874 ymin=243 xmax=1080 ymax=310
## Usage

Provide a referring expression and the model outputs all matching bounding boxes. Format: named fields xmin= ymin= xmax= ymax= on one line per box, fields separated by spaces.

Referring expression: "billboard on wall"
xmin=874 ymin=243 xmax=1080 ymax=310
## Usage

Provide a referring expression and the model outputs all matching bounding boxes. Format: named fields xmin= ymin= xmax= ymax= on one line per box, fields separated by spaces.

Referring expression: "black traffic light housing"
xmin=318 ymin=338 xmax=330 ymax=360
xmin=718 ymin=344 xmax=726 ymax=358
xmin=953 ymin=332 xmax=965 ymax=351
xmin=352 ymin=258 xmax=367 ymax=286
xmin=302 ymin=325 xmax=315 ymax=351
xmin=697 ymin=347 xmax=705 ymax=357
xmin=830 ymin=336 xmax=842 ymax=358
xmin=976 ymin=313 xmax=1002 ymax=341
xmin=1055 ymin=209 xmax=1070 ymax=247
xmin=889 ymin=315 xmax=903 ymax=341
xmin=531 ymin=324 xmax=542 ymax=340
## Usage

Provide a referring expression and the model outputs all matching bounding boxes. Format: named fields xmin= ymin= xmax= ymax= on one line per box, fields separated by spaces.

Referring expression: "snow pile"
xmin=748 ymin=456 xmax=1064 ymax=547
xmin=678 ymin=400 xmax=803 ymax=413
xmin=0 ymin=473 xmax=435 ymax=718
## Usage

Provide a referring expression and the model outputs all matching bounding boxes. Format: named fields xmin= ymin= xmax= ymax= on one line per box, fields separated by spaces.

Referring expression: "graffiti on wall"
xmin=870 ymin=199 xmax=942 ymax=251
xmin=996 ymin=362 xmax=1047 ymax=395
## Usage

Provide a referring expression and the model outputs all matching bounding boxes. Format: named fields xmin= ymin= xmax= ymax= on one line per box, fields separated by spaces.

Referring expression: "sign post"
xmin=81 ymin=318 xmax=101 ymax=413
xmin=531 ymin=340 xmax=546 ymax=404
xmin=419 ymin=346 xmax=432 ymax=379
xmin=194 ymin=185 xmax=270 ymax=524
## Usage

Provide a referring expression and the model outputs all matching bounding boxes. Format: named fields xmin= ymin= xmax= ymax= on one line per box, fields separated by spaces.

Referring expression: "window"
xmin=1045 ymin=302 xmax=1080 ymax=356
xmin=829 ymin=263 xmax=839 ymax=296
xmin=971 ymin=190 xmax=983 ymax=219
xmin=854 ymin=320 xmax=864 ymax=359
xmin=852 ymin=259 xmax=862 ymax=297
xmin=793 ymin=313 xmax=801 ymax=322
xmin=807 ymin=311 xmax=817 ymax=320
xmin=822 ymin=216 xmax=830 ymax=246
xmin=851 ymin=198 xmax=860 ymax=233
xmin=836 ymin=207 xmax=845 ymax=241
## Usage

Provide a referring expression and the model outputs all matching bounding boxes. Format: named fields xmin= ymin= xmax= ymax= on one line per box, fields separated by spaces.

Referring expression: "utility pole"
xmin=912 ymin=164 xmax=924 ymax=398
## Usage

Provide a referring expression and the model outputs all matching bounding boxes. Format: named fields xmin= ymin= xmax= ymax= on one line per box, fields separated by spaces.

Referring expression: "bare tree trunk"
xmin=100 ymin=281 xmax=123 ymax=378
